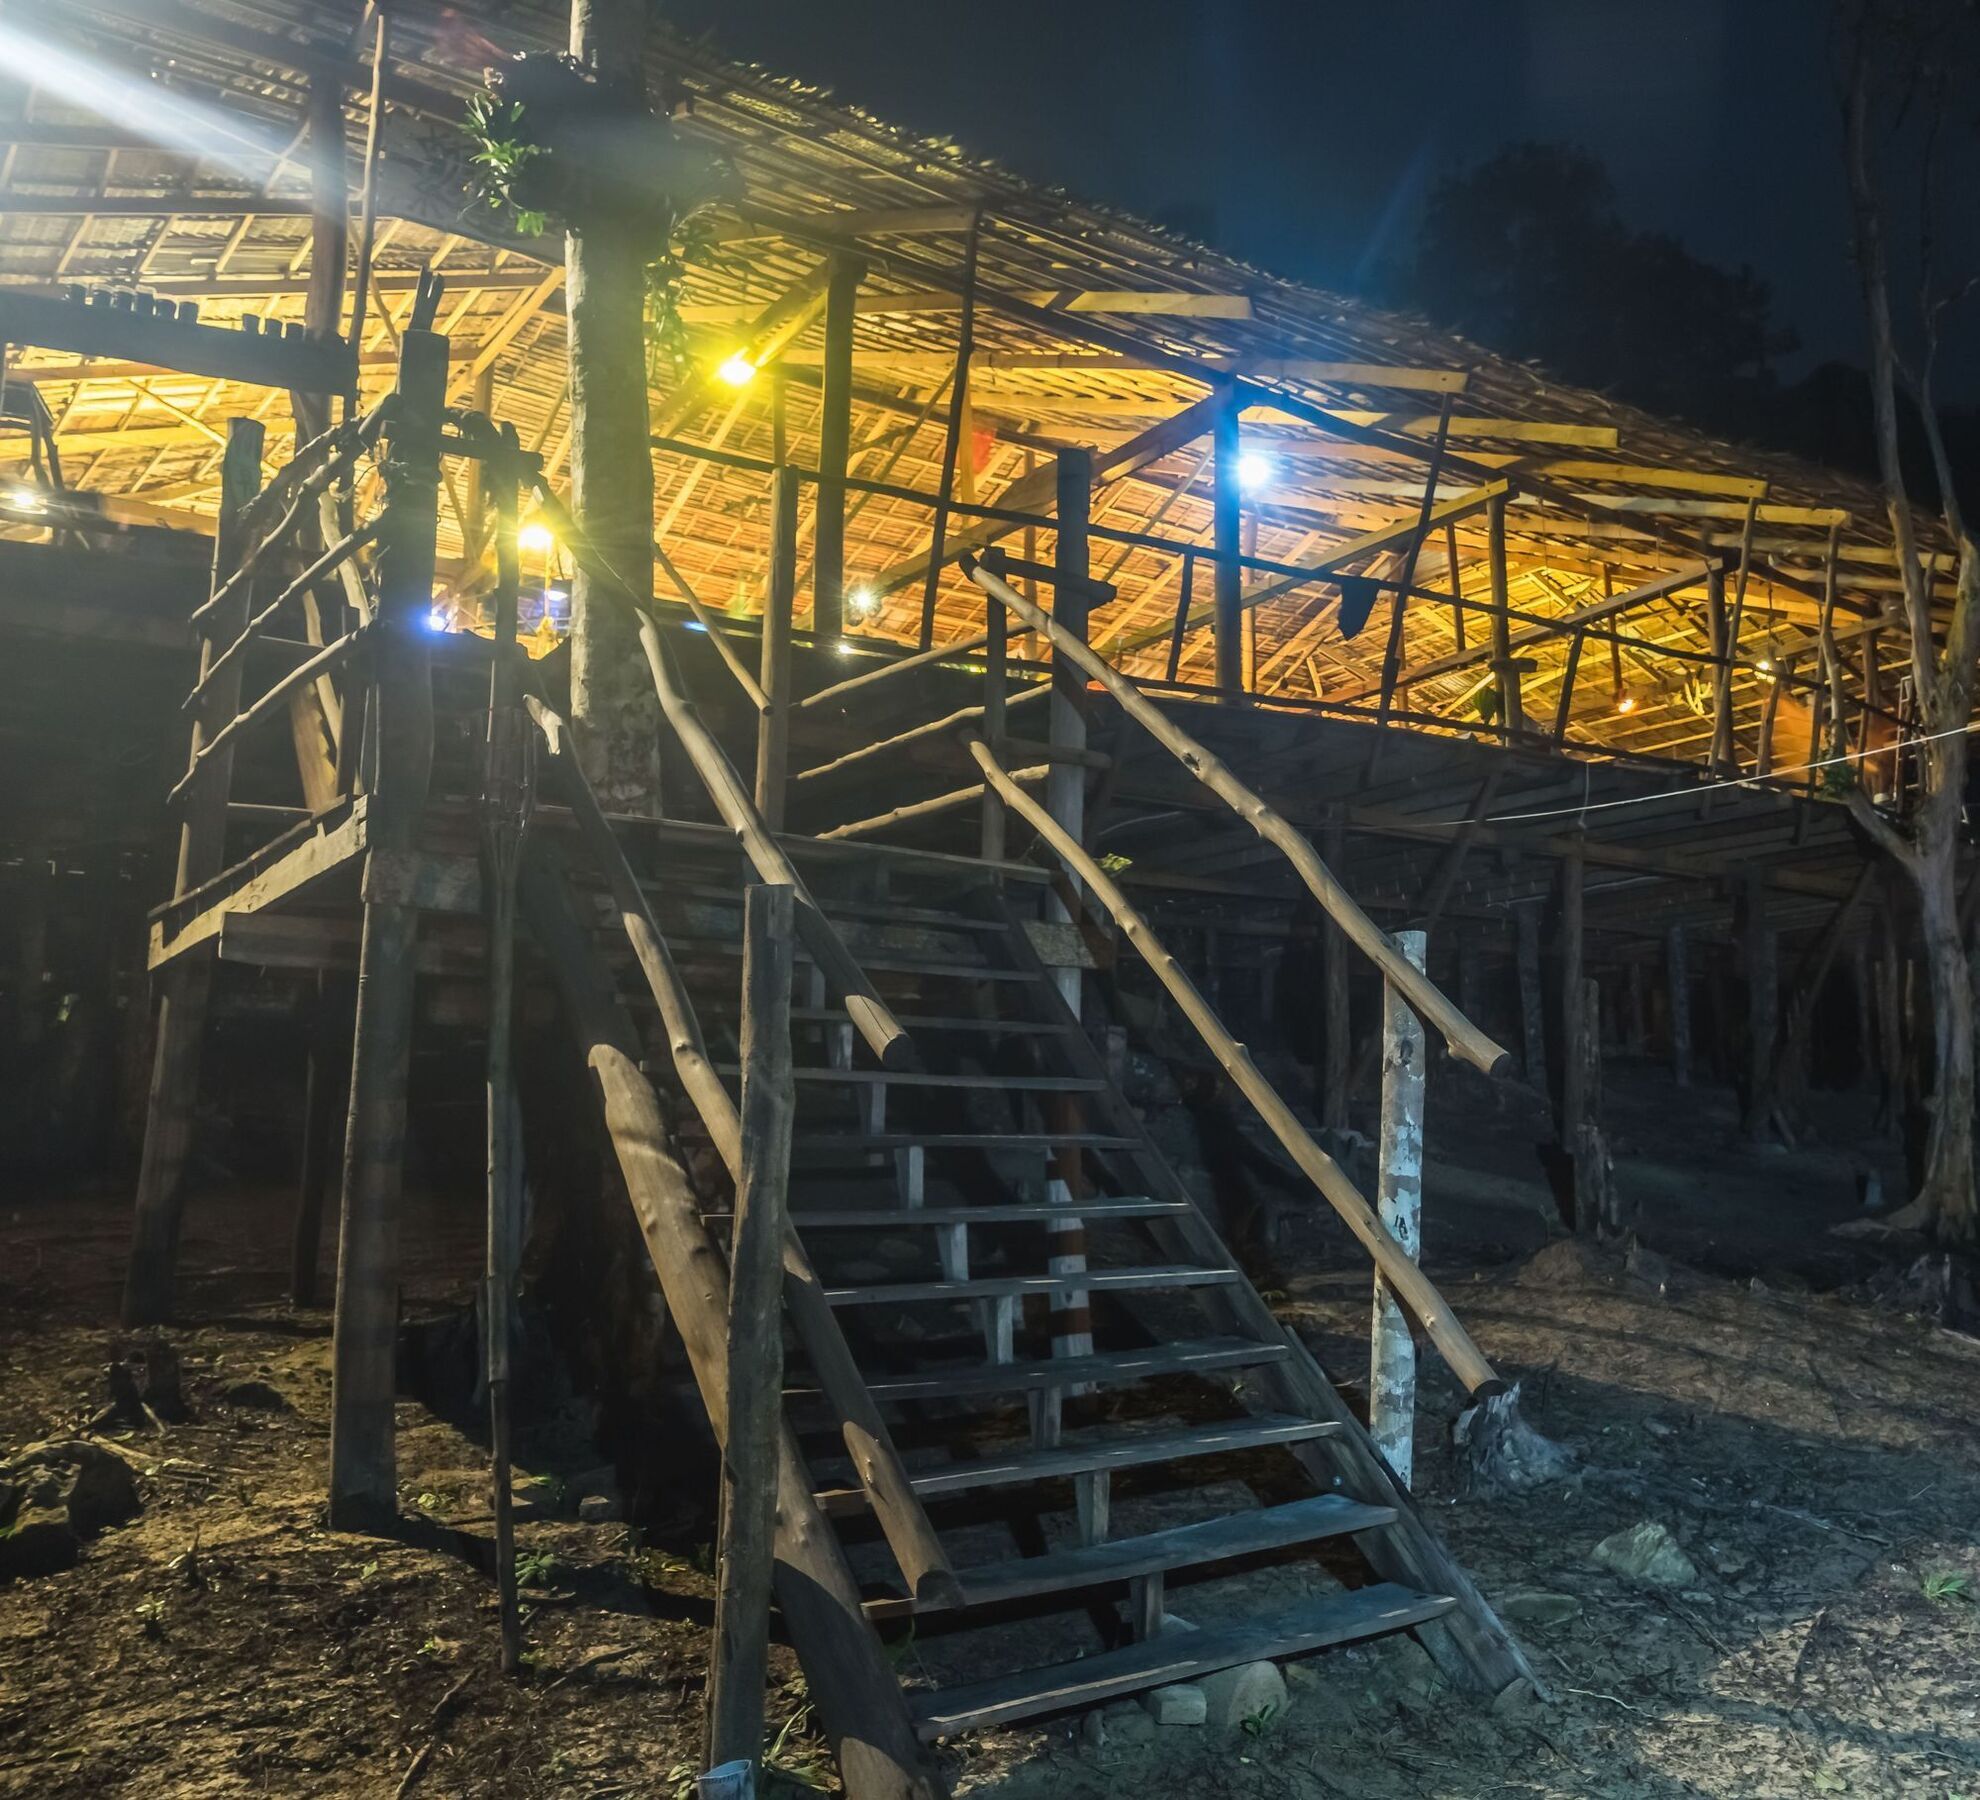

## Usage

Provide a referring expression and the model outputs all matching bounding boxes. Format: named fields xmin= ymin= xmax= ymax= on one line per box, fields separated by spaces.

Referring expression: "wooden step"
xmin=774 ymin=1197 xmax=1186 ymax=1229
xmin=712 ymin=1066 xmax=1104 ymax=1093
xmin=702 ymin=1007 xmax=1074 ymax=1036
xmin=907 ymin=1583 xmax=1456 ymax=1737
xmin=663 ymin=937 xmax=1030 ymax=982
xmin=823 ymin=1264 xmax=1240 ymax=1307
xmin=944 ymin=1493 xmax=1399 ymax=1610
xmin=859 ymin=1334 xmax=1289 ymax=1402
xmin=816 ymin=1415 xmax=1338 ymax=1512
xmin=791 ymin=1132 xmax=1136 ymax=1156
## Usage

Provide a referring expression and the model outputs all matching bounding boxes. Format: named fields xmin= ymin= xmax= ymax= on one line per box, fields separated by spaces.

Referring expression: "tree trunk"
xmin=566 ymin=0 xmax=660 ymax=813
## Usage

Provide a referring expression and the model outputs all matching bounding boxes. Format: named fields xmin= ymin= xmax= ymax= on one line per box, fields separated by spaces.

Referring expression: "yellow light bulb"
xmin=518 ymin=521 xmax=555 ymax=554
xmin=716 ymin=351 xmax=758 ymax=387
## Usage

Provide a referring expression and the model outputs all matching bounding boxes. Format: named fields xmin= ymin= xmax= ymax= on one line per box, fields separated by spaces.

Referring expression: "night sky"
xmin=664 ymin=0 xmax=1979 ymax=400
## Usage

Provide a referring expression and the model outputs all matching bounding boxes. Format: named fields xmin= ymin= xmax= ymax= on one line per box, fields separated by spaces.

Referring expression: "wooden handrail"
xmin=525 ymin=481 xmax=915 ymax=1072
xmin=965 ymin=552 xmax=1512 ymax=1078
xmin=524 ymin=701 xmax=962 ymax=1608
xmin=963 ymin=734 xmax=1502 ymax=1399
xmin=185 ymin=520 xmax=379 ymax=706
xmin=166 ymin=631 xmax=363 ymax=807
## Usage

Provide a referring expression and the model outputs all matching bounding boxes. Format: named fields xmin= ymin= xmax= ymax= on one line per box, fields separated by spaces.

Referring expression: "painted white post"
xmin=1371 ymin=928 xmax=1426 ymax=1486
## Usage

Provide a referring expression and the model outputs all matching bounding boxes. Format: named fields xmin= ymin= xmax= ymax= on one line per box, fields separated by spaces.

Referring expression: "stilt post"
xmin=1666 ymin=923 xmax=1692 ymax=1087
xmin=811 ymin=254 xmax=864 ymax=641
xmin=1514 ymin=902 xmax=1547 ymax=1094
xmin=1212 ymin=380 xmax=1243 ymax=697
xmin=1046 ymin=448 xmax=1094 ymax=1366
xmin=482 ymin=441 xmax=528 ymax=1671
xmin=1320 ymin=810 xmax=1352 ymax=1132
xmin=327 ymin=326 xmax=444 ymax=1529
xmin=1372 ymin=929 xmax=1426 ymax=1486
xmin=123 ymin=416 xmax=265 ymax=1327
xmin=754 ymin=466 xmax=798 ymax=830
xmin=707 ymin=884 xmax=795 ymax=1781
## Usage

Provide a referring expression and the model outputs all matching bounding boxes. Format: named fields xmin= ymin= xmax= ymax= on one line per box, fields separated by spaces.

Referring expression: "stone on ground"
xmin=1199 ymin=1657 xmax=1289 ymax=1727
xmin=1591 ymin=1520 xmax=1699 ymax=1587
xmin=1144 ymin=1682 xmax=1207 ymax=1726
xmin=0 ymin=1439 xmax=140 ymax=1579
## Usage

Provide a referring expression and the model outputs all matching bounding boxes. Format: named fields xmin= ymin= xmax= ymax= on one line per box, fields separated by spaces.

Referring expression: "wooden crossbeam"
xmin=713 ymin=203 xmax=980 ymax=243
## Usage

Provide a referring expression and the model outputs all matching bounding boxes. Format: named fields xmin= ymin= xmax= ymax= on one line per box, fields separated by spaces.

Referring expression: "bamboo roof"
xmin=0 ymin=0 xmax=1952 ymax=772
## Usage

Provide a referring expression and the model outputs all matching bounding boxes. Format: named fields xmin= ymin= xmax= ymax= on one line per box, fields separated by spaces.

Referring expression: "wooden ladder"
xmin=559 ymin=843 xmax=1530 ymax=1739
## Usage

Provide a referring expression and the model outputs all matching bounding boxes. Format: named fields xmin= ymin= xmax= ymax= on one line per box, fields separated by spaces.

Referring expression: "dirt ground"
xmin=3 ymin=1068 xmax=1978 ymax=1799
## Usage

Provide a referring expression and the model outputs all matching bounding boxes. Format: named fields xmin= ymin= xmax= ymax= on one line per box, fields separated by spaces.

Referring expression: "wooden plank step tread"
xmin=712 ymin=1066 xmax=1104 ymax=1092
xmin=792 ymin=1133 xmax=1137 ymax=1155
xmin=662 ymin=938 xmax=1029 ymax=982
xmin=860 ymin=1334 xmax=1289 ymax=1402
xmin=816 ymin=1415 xmax=1338 ymax=1511
xmin=907 ymin=1583 xmax=1456 ymax=1737
xmin=770 ymin=1198 xmax=1185 ymax=1228
xmin=945 ymin=1493 xmax=1400 ymax=1611
xmin=824 ymin=1265 xmax=1239 ymax=1306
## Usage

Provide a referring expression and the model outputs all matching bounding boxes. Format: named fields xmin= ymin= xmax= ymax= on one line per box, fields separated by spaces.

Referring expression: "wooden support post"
xmin=1047 ymin=449 xmax=1093 ymax=1366
xmin=811 ymin=255 xmax=864 ymax=641
xmin=918 ymin=218 xmax=978 ymax=652
xmin=566 ymin=0 xmax=659 ymax=813
xmin=516 ymin=864 xmax=947 ymax=1800
xmin=1320 ymin=811 xmax=1351 ymax=1134
xmin=1487 ymin=492 xmax=1523 ymax=739
xmin=1572 ymin=975 xmax=1618 ymax=1237
xmin=1514 ymin=903 xmax=1547 ymax=1094
xmin=328 ymin=328 xmax=444 ymax=1530
xmin=1552 ymin=630 xmax=1585 ymax=745
xmin=707 ymin=884 xmax=795 ymax=1782
xmin=754 ymin=467 xmax=798 ymax=830
xmin=483 ymin=448 xmax=527 ymax=1675
xmin=123 ymin=417 xmax=265 ymax=1327
xmin=1371 ymin=929 xmax=1426 ymax=1487
xmin=1765 ymin=862 xmax=1875 ymax=1128
xmin=1706 ymin=566 xmax=1735 ymax=776
xmin=1212 ymin=382 xmax=1243 ymax=697
xmin=979 ymin=577 xmax=1007 ymax=862
xmin=1556 ymin=836 xmax=1585 ymax=1148
xmin=1666 ymin=924 xmax=1692 ymax=1087
xmin=291 ymin=974 xmax=353 ymax=1307
xmin=1740 ymin=871 xmax=1776 ymax=1141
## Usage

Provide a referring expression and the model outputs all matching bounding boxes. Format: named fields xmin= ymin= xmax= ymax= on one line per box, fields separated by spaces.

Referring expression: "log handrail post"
xmin=123 ymin=416 xmax=266 ymax=1326
xmin=328 ymin=324 xmax=444 ymax=1529
xmin=1487 ymin=490 xmax=1523 ymax=739
xmin=1372 ymin=928 xmax=1427 ymax=1485
xmin=964 ymin=553 xmax=1511 ymax=1077
xmin=962 ymin=734 xmax=1503 ymax=1399
xmin=707 ymin=883 xmax=795 ymax=1779
xmin=755 ymin=465 xmax=798 ymax=830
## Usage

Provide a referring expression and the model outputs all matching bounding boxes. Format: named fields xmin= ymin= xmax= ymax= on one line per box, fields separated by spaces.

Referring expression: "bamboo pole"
xmin=964 ymin=555 xmax=1510 ymax=1077
xmin=962 ymin=736 xmax=1502 ymax=1398
xmin=1320 ymin=810 xmax=1350 ymax=1133
xmin=524 ymin=708 xmax=961 ymax=1609
xmin=812 ymin=254 xmax=864 ymax=639
xmin=516 ymin=861 xmax=948 ymax=1800
xmin=707 ymin=883 xmax=794 ymax=1780
xmin=1371 ymin=929 xmax=1426 ymax=1485
xmin=1667 ymin=924 xmax=1692 ymax=1088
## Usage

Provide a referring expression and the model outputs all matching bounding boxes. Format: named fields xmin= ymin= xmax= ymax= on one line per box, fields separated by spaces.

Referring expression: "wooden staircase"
xmin=550 ymin=842 xmax=1524 ymax=1738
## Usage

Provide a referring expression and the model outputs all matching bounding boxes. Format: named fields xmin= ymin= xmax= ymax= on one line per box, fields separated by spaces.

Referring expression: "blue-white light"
xmin=1236 ymin=450 xmax=1274 ymax=494
xmin=425 ymin=607 xmax=449 ymax=632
